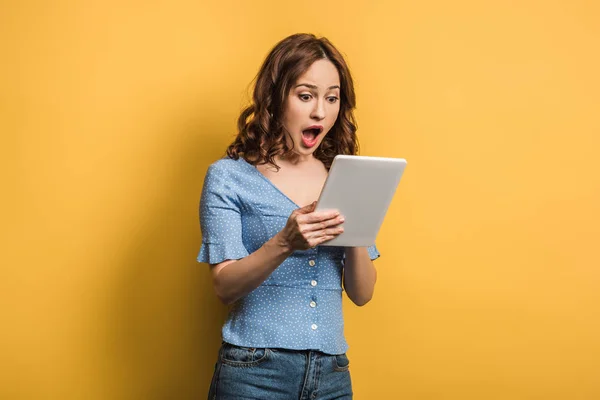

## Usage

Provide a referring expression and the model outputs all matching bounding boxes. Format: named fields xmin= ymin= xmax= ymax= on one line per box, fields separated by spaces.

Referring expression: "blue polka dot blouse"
xmin=197 ymin=156 xmax=380 ymax=355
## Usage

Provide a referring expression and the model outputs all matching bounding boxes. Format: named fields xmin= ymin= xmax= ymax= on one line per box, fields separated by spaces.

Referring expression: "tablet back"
xmin=315 ymin=155 xmax=407 ymax=247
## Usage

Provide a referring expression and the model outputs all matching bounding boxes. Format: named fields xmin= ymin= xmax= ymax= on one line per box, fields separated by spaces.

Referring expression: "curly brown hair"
xmin=226 ymin=33 xmax=359 ymax=170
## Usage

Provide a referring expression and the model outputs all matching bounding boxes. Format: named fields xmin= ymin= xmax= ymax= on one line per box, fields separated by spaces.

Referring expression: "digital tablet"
xmin=315 ymin=155 xmax=407 ymax=247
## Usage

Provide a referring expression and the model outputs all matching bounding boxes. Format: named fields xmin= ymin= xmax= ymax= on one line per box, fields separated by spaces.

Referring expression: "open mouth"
xmin=301 ymin=126 xmax=323 ymax=148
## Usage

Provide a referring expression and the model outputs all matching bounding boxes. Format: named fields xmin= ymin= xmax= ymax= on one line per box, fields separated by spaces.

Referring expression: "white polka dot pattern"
xmin=197 ymin=157 xmax=380 ymax=354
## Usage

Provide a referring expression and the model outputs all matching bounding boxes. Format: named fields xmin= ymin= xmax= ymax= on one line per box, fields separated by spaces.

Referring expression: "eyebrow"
xmin=295 ymin=83 xmax=340 ymax=90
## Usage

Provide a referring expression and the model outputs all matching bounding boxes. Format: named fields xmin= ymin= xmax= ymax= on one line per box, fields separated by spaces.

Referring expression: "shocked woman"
xmin=198 ymin=33 xmax=380 ymax=400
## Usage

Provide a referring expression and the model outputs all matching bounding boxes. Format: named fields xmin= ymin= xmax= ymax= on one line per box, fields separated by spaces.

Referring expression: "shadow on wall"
xmin=103 ymin=105 xmax=234 ymax=399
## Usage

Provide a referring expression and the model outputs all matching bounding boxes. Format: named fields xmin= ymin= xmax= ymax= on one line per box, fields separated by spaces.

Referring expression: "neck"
xmin=276 ymin=153 xmax=316 ymax=166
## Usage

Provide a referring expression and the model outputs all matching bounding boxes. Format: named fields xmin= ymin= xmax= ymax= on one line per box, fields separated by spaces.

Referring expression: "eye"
xmin=327 ymin=96 xmax=339 ymax=103
xmin=299 ymin=93 xmax=312 ymax=101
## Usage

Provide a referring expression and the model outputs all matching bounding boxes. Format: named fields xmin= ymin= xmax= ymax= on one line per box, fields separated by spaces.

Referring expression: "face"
xmin=281 ymin=59 xmax=341 ymax=158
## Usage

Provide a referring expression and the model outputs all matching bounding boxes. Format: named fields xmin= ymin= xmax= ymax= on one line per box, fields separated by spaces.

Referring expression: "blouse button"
xmin=311 ymin=324 xmax=318 ymax=330
xmin=308 ymin=260 xmax=316 ymax=267
xmin=310 ymin=280 xmax=317 ymax=287
xmin=310 ymin=301 xmax=317 ymax=308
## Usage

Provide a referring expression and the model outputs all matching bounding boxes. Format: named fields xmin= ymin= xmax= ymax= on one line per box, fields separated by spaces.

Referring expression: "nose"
xmin=310 ymin=98 xmax=325 ymax=121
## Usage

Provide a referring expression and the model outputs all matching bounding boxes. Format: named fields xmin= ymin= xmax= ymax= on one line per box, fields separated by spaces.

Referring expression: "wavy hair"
xmin=226 ymin=33 xmax=359 ymax=170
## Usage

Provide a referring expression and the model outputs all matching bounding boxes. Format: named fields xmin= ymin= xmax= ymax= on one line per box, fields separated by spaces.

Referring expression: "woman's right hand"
xmin=277 ymin=201 xmax=345 ymax=251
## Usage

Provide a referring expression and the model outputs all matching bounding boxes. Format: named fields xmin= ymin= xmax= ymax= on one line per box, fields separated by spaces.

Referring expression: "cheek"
xmin=328 ymin=105 xmax=341 ymax=125
xmin=283 ymin=100 xmax=306 ymax=126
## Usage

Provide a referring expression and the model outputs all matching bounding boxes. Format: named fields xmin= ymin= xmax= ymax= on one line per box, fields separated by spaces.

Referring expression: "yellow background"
xmin=2 ymin=0 xmax=599 ymax=399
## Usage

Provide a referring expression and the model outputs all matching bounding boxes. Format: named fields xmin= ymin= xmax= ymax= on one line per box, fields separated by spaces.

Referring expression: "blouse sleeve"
xmin=196 ymin=162 xmax=250 ymax=264
xmin=341 ymin=244 xmax=381 ymax=265
xmin=367 ymin=244 xmax=381 ymax=261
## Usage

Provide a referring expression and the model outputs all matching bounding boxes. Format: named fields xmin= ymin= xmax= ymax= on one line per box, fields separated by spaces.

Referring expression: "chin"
xmin=294 ymin=148 xmax=317 ymax=156
xmin=302 ymin=141 xmax=322 ymax=152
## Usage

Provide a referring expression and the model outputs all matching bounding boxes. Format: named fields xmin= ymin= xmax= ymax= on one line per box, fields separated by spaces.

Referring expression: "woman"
xmin=198 ymin=33 xmax=380 ymax=400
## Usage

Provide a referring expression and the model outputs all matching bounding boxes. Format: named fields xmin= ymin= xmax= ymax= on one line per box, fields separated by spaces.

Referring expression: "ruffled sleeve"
xmin=341 ymin=244 xmax=381 ymax=265
xmin=197 ymin=161 xmax=249 ymax=264
xmin=367 ymin=244 xmax=381 ymax=261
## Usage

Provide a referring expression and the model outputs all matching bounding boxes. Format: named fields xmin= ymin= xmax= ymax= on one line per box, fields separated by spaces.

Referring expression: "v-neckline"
xmin=240 ymin=157 xmax=302 ymax=209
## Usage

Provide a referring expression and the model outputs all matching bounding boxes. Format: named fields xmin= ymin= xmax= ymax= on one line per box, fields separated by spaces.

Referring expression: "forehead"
xmin=295 ymin=59 xmax=340 ymax=88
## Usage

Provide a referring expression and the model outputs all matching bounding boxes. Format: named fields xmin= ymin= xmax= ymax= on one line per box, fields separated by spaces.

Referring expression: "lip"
xmin=301 ymin=125 xmax=323 ymax=148
xmin=304 ymin=125 xmax=324 ymax=134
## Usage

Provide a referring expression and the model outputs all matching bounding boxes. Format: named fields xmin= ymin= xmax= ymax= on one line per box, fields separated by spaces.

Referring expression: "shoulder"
xmin=206 ymin=157 xmax=247 ymax=177
xmin=204 ymin=157 xmax=253 ymax=190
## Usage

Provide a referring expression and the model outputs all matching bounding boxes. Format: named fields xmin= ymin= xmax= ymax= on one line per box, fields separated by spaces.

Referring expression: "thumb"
xmin=297 ymin=201 xmax=317 ymax=214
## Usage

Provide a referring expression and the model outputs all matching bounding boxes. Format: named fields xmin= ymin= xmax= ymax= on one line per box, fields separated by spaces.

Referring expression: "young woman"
xmin=198 ymin=33 xmax=380 ymax=400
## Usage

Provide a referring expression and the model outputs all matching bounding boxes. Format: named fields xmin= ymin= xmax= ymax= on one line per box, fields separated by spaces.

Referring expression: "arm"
xmin=210 ymin=232 xmax=292 ymax=305
xmin=342 ymin=247 xmax=377 ymax=306
xmin=210 ymin=202 xmax=344 ymax=305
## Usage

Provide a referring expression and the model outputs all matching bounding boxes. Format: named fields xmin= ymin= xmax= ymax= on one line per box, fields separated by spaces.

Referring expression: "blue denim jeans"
xmin=208 ymin=342 xmax=353 ymax=399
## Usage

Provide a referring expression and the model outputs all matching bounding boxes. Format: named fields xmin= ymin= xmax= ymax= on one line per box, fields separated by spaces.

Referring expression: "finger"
xmin=320 ymin=235 xmax=337 ymax=244
xmin=299 ymin=210 xmax=341 ymax=224
xmin=295 ymin=201 xmax=317 ymax=215
xmin=308 ymin=235 xmax=337 ymax=248
xmin=306 ymin=225 xmax=344 ymax=239
xmin=299 ymin=215 xmax=345 ymax=232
